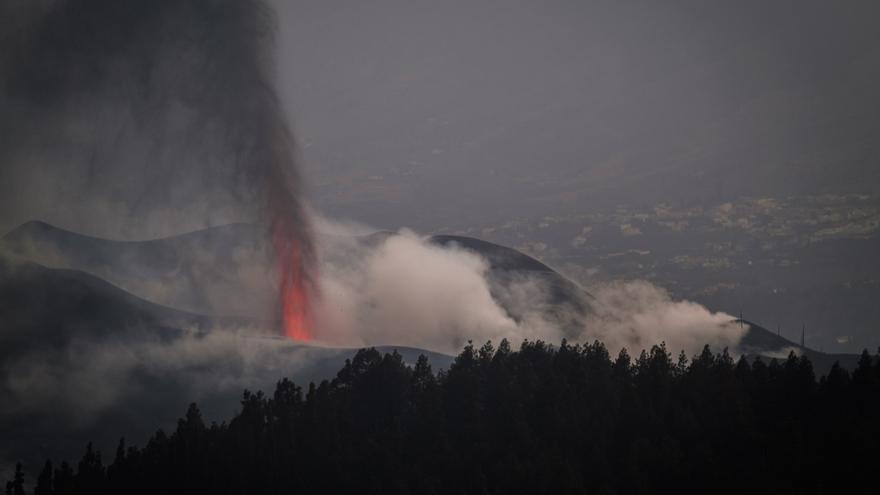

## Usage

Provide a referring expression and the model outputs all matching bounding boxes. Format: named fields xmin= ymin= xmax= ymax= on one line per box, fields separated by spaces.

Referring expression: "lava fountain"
xmin=271 ymin=212 xmax=313 ymax=341
xmin=4 ymin=0 xmax=319 ymax=339
xmin=266 ymin=131 xmax=316 ymax=342
xmin=246 ymin=3 xmax=316 ymax=343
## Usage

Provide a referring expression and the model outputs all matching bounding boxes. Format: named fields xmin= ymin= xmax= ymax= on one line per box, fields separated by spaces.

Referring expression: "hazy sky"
xmin=274 ymin=0 xmax=880 ymax=230
xmin=1 ymin=0 xmax=879 ymax=235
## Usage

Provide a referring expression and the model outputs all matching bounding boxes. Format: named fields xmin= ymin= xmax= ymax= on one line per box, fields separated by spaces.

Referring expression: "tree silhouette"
xmin=8 ymin=342 xmax=880 ymax=494
xmin=34 ymin=461 xmax=52 ymax=495
xmin=4 ymin=463 xmax=24 ymax=495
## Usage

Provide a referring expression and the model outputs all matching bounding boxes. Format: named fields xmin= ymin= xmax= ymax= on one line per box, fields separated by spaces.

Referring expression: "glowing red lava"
xmin=272 ymin=220 xmax=313 ymax=341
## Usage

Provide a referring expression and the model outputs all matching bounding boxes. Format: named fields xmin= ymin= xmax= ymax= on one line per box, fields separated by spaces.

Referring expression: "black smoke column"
xmin=0 ymin=0 xmax=316 ymax=339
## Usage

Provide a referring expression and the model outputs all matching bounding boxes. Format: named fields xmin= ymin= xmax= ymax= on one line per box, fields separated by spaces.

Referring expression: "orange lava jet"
xmin=263 ymin=112 xmax=315 ymax=342
xmin=272 ymin=214 xmax=314 ymax=341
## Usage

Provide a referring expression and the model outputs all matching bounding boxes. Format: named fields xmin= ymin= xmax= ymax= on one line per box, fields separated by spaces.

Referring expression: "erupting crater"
xmin=272 ymin=214 xmax=314 ymax=342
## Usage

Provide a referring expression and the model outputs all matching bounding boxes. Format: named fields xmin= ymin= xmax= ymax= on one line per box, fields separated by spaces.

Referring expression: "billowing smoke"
xmin=0 ymin=218 xmax=747 ymax=429
xmin=313 ymin=228 xmax=520 ymax=352
xmin=310 ymin=216 xmax=746 ymax=356
xmin=0 ymin=0 xmax=747 ymax=355
xmin=581 ymin=280 xmax=746 ymax=356
xmin=0 ymin=0 xmax=750 ymax=471
xmin=0 ymin=0 xmax=315 ymax=339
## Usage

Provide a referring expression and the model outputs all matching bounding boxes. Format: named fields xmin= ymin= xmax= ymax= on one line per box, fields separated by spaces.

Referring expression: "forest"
xmin=6 ymin=340 xmax=880 ymax=495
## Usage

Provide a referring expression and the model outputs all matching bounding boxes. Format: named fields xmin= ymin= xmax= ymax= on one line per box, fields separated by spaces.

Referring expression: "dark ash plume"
xmin=0 ymin=0 xmax=315 ymax=336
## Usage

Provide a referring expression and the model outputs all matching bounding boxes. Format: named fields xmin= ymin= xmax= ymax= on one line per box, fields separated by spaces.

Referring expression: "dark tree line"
xmin=8 ymin=340 xmax=880 ymax=494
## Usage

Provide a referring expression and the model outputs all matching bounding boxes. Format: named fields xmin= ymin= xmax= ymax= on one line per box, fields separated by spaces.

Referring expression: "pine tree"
xmin=5 ymin=463 xmax=24 ymax=495
xmin=21 ymin=340 xmax=880 ymax=494
xmin=52 ymin=462 xmax=73 ymax=495
xmin=34 ymin=461 xmax=53 ymax=495
xmin=75 ymin=443 xmax=104 ymax=493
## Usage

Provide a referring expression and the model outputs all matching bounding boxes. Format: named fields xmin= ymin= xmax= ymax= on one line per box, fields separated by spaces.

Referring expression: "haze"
xmin=275 ymin=0 xmax=880 ymax=352
xmin=2 ymin=0 xmax=878 ymax=351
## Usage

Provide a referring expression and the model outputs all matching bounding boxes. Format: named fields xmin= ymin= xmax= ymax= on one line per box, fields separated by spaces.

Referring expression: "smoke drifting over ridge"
xmin=310 ymin=217 xmax=746 ymax=356
xmin=0 ymin=219 xmax=746 ymax=425
xmin=0 ymin=0 xmax=315 ymax=338
xmin=0 ymin=0 xmax=750 ymax=353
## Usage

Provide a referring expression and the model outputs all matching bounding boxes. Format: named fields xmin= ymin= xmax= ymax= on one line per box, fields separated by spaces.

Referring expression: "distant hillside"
xmin=0 ymin=249 xmax=453 ymax=472
xmin=0 ymin=252 xmax=214 ymax=359
xmin=429 ymin=234 xmax=592 ymax=332
xmin=1 ymin=221 xmax=595 ymax=328
xmin=737 ymin=319 xmax=862 ymax=373
xmin=1 ymin=220 xmax=862 ymax=372
xmin=0 ymin=221 xmax=864 ymax=472
xmin=1 ymin=221 xmax=274 ymax=317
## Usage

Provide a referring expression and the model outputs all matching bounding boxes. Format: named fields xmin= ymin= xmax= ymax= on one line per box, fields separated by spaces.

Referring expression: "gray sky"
xmin=274 ymin=0 xmax=880 ymax=230
xmin=1 ymin=0 xmax=879 ymax=235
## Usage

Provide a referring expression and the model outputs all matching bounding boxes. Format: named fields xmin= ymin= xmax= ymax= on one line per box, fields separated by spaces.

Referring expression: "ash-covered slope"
xmin=0 ymin=220 xmax=863 ymax=470
xmin=1 ymin=221 xmax=594 ymax=329
xmin=0 ymin=246 xmax=453 ymax=471
xmin=1 ymin=220 xmax=861 ymax=370
xmin=1 ymin=220 xmax=274 ymax=317
xmin=0 ymin=252 xmax=216 ymax=359
xmin=737 ymin=319 xmax=862 ymax=373
xmin=429 ymin=234 xmax=592 ymax=334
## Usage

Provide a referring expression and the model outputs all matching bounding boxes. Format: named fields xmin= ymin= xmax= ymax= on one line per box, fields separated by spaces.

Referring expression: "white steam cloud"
xmin=314 ymin=229 xmax=520 ymax=352
xmin=582 ymin=280 xmax=745 ymax=356
xmin=0 ymin=213 xmax=748 ymax=443
xmin=0 ymin=214 xmax=748 ymax=471
xmin=309 ymin=215 xmax=747 ymax=357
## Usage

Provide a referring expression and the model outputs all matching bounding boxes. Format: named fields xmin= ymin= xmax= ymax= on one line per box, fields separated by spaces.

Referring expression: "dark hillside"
xmin=10 ymin=341 xmax=879 ymax=494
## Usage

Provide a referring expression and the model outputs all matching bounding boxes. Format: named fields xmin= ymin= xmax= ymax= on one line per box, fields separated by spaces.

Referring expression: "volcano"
xmin=0 ymin=219 xmax=863 ymax=473
xmin=0 ymin=220 xmax=858 ymax=369
xmin=0 ymin=221 xmax=593 ymax=334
